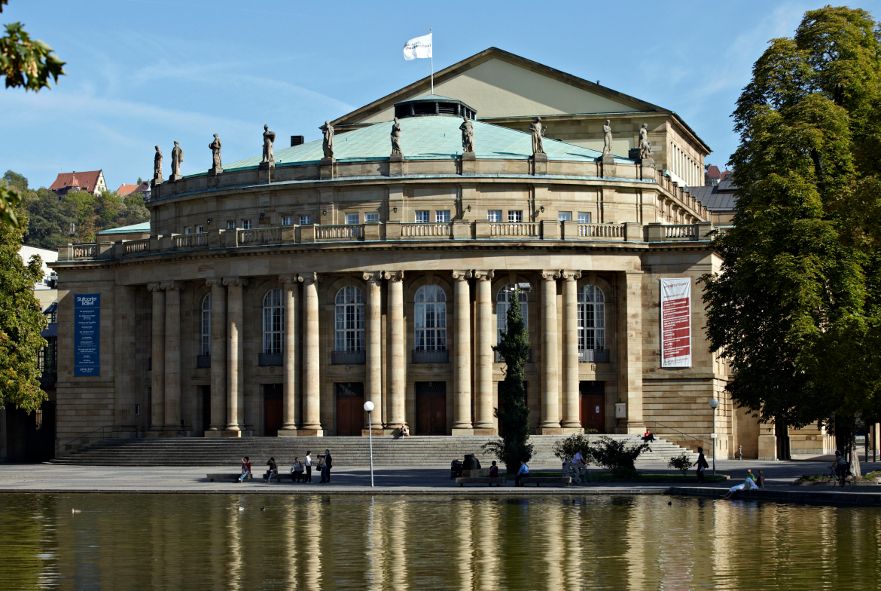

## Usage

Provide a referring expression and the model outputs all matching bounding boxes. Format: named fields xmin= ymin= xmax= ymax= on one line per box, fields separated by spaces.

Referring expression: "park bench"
xmin=456 ymin=468 xmax=503 ymax=487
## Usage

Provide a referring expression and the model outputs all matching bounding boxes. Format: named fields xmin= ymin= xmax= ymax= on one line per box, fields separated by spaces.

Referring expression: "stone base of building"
xmin=222 ymin=429 xmax=242 ymax=438
xmin=758 ymin=433 xmax=777 ymax=460
xmin=276 ymin=428 xmax=299 ymax=437
xmin=204 ymin=429 xmax=225 ymax=438
xmin=297 ymin=427 xmax=324 ymax=436
xmin=472 ymin=427 xmax=497 ymax=436
xmin=540 ymin=426 xmax=564 ymax=435
xmin=560 ymin=426 xmax=584 ymax=435
xmin=360 ymin=428 xmax=386 ymax=436
xmin=451 ymin=427 xmax=475 ymax=436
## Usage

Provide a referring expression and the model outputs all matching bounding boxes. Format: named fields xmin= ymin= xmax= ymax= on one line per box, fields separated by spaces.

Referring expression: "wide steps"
xmin=53 ymin=435 xmax=697 ymax=467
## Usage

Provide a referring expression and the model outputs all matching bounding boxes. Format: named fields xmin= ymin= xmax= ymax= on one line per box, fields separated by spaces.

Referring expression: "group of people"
xmin=237 ymin=449 xmax=335 ymax=484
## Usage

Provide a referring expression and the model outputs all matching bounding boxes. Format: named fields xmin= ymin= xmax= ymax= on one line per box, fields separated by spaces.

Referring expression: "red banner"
xmin=660 ymin=278 xmax=691 ymax=368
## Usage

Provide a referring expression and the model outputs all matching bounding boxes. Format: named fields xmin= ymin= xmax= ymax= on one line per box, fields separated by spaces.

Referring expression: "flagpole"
xmin=429 ymin=28 xmax=434 ymax=95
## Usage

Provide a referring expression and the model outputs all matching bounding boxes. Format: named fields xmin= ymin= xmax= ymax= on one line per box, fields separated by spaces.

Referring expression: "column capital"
xmin=362 ymin=271 xmax=383 ymax=284
xmin=298 ymin=272 xmax=318 ymax=285
xmin=147 ymin=282 xmax=163 ymax=293
xmin=383 ymin=270 xmax=404 ymax=282
xmin=473 ymin=270 xmax=495 ymax=281
xmin=205 ymin=278 xmax=222 ymax=288
xmin=540 ymin=270 xmax=560 ymax=281
xmin=560 ymin=270 xmax=582 ymax=281
xmin=451 ymin=270 xmax=472 ymax=281
xmin=160 ymin=280 xmax=178 ymax=291
xmin=278 ymin=273 xmax=298 ymax=286
xmin=222 ymin=276 xmax=246 ymax=287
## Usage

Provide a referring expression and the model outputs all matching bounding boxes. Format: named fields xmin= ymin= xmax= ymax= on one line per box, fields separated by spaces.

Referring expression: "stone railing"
xmin=57 ymin=221 xmax=715 ymax=262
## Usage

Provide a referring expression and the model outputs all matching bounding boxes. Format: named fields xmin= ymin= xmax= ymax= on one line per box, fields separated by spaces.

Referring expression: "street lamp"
xmin=709 ymin=398 xmax=719 ymax=475
xmin=363 ymin=400 xmax=375 ymax=487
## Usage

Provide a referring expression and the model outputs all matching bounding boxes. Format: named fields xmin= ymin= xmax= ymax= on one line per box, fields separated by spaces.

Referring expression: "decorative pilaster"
xmin=561 ymin=271 xmax=582 ymax=432
xmin=205 ymin=279 xmax=226 ymax=436
xmin=161 ymin=281 xmax=181 ymax=432
xmin=224 ymin=277 xmax=244 ymax=435
xmin=148 ymin=283 xmax=165 ymax=432
xmin=278 ymin=274 xmax=298 ymax=436
xmin=474 ymin=270 xmax=495 ymax=433
xmin=620 ymin=271 xmax=644 ymax=434
xmin=299 ymin=273 xmax=323 ymax=435
xmin=540 ymin=270 xmax=562 ymax=434
xmin=385 ymin=271 xmax=406 ymax=428
xmin=364 ymin=272 xmax=384 ymax=431
xmin=452 ymin=270 xmax=473 ymax=434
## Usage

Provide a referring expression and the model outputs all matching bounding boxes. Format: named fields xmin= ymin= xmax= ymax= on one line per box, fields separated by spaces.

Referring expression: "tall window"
xmin=200 ymin=294 xmax=211 ymax=356
xmin=435 ymin=210 xmax=450 ymax=223
xmin=508 ymin=210 xmax=523 ymax=223
xmin=415 ymin=210 xmax=430 ymax=223
xmin=345 ymin=212 xmax=360 ymax=225
xmin=578 ymin=211 xmax=592 ymax=224
xmin=414 ymin=285 xmax=447 ymax=351
xmin=487 ymin=209 xmax=502 ymax=222
xmin=334 ymin=286 xmax=364 ymax=352
xmin=299 ymin=214 xmax=313 ymax=225
xmin=262 ymin=288 xmax=283 ymax=354
xmin=558 ymin=211 xmax=572 ymax=222
xmin=578 ymin=284 xmax=605 ymax=351
xmin=496 ymin=283 xmax=529 ymax=343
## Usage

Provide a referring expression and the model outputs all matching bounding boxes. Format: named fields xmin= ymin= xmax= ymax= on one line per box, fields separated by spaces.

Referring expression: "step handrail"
xmin=648 ymin=422 xmax=706 ymax=451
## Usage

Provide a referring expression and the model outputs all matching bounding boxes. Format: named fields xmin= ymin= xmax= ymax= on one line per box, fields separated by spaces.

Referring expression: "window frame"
xmin=414 ymin=285 xmax=447 ymax=352
xmin=262 ymin=288 xmax=283 ymax=355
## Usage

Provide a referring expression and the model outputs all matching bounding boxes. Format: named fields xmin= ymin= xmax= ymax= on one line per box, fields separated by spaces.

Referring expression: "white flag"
xmin=403 ymin=33 xmax=432 ymax=61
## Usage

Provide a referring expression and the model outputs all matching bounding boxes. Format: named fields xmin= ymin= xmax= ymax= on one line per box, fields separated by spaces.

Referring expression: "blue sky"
xmin=1 ymin=0 xmax=877 ymax=191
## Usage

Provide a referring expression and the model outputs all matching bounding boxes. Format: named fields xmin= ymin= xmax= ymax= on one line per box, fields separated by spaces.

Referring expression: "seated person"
xmin=238 ymin=456 xmax=252 ymax=482
xmin=265 ymin=457 xmax=279 ymax=482
xmin=726 ymin=472 xmax=760 ymax=497
xmin=450 ymin=459 xmax=463 ymax=479
xmin=642 ymin=429 xmax=655 ymax=443
xmin=393 ymin=424 xmax=410 ymax=439
xmin=290 ymin=457 xmax=304 ymax=483
xmin=515 ymin=461 xmax=529 ymax=487
xmin=488 ymin=461 xmax=499 ymax=478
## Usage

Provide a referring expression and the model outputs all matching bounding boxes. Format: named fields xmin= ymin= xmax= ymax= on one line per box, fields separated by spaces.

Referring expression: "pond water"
xmin=1 ymin=493 xmax=879 ymax=590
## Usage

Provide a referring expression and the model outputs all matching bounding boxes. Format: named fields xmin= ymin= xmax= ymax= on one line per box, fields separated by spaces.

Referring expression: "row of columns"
xmin=148 ymin=269 xmax=643 ymax=436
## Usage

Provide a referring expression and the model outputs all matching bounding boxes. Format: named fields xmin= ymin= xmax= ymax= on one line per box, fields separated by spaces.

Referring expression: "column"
xmin=300 ymin=273 xmax=323 ymax=434
xmin=224 ymin=277 xmax=243 ymax=434
xmin=279 ymin=274 xmax=298 ymax=435
xmin=163 ymin=281 xmax=181 ymax=431
xmin=474 ymin=270 xmax=495 ymax=432
xmin=364 ymin=272 xmax=384 ymax=430
xmin=148 ymin=283 xmax=165 ymax=431
xmin=452 ymin=270 xmax=473 ymax=434
xmin=206 ymin=279 xmax=226 ymax=435
xmin=620 ymin=271 xmax=644 ymax=434
xmin=385 ymin=271 xmax=406 ymax=427
xmin=561 ymin=271 xmax=582 ymax=431
xmin=540 ymin=270 xmax=561 ymax=433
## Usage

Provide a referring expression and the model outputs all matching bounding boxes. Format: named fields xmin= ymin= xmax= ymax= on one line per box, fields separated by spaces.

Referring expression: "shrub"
xmin=668 ymin=453 xmax=693 ymax=476
xmin=587 ymin=436 xmax=651 ymax=478
xmin=552 ymin=433 xmax=594 ymax=462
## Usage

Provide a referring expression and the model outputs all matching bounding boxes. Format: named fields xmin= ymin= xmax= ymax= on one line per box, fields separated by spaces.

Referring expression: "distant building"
xmin=116 ymin=181 xmax=151 ymax=199
xmin=49 ymin=170 xmax=107 ymax=197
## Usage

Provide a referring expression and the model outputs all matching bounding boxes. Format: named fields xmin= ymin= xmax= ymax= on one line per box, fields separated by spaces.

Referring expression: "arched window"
xmin=496 ymin=283 xmax=529 ymax=344
xmin=578 ymin=284 xmax=605 ymax=358
xmin=262 ymin=288 xmax=283 ymax=355
xmin=414 ymin=285 xmax=447 ymax=351
xmin=334 ymin=286 xmax=364 ymax=352
xmin=200 ymin=293 xmax=211 ymax=356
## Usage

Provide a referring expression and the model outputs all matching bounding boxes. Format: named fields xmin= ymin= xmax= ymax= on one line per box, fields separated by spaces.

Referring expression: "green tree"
xmin=0 ymin=0 xmax=65 ymax=227
xmin=0 ymin=203 xmax=47 ymax=411
xmin=703 ymin=6 xmax=881 ymax=467
xmin=484 ymin=287 xmax=533 ymax=473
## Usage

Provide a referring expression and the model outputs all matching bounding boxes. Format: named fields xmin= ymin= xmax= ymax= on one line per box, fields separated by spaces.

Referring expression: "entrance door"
xmin=335 ymin=382 xmax=365 ymax=436
xmin=415 ymin=382 xmax=447 ymax=435
xmin=199 ymin=386 xmax=211 ymax=434
xmin=263 ymin=384 xmax=283 ymax=436
xmin=580 ymin=381 xmax=605 ymax=432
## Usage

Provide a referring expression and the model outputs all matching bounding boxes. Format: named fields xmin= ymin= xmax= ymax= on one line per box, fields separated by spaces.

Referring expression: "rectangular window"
xmin=578 ymin=211 xmax=592 ymax=224
xmin=435 ymin=210 xmax=451 ymax=223
xmin=508 ymin=210 xmax=523 ymax=223
xmin=365 ymin=212 xmax=380 ymax=223
xmin=226 ymin=220 xmax=235 ymax=230
xmin=345 ymin=212 xmax=360 ymax=225
xmin=184 ymin=226 xmax=192 ymax=235
xmin=415 ymin=210 xmax=430 ymax=224
xmin=299 ymin=214 xmax=313 ymax=225
xmin=281 ymin=215 xmax=294 ymax=226
xmin=558 ymin=211 xmax=572 ymax=222
xmin=196 ymin=225 xmax=205 ymax=234
xmin=241 ymin=219 xmax=252 ymax=230
xmin=487 ymin=209 xmax=502 ymax=222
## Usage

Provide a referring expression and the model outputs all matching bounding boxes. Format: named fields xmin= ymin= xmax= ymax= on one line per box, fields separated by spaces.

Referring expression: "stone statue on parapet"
xmin=262 ymin=124 xmax=276 ymax=166
xmin=603 ymin=119 xmax=613 ymax=155
xmin=460 ymin=116 xmax=474 ymax=153
xmin=638 ymin=123 xmax=652 ymax=160
xmin=321 ymin=121 xmax=334 ymax=159
xmin=390 ymin=117 xmax=402 ymax=156
xmin=209 ymin=133 xmax=222 ymax=173
xmin=530 ymin=116 xmax=545 ymax=155
xmin=171 ymin=141 xmax=183 ymax=180
xmin=152 ymin=145 xmax=163 ymax=184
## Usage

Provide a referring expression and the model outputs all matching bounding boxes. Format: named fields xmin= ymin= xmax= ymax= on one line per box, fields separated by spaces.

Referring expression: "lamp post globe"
xmin=709 ymin=399 xmax=718 ymax=474
xmin=363 ymin=401 xmax=375 ymax=413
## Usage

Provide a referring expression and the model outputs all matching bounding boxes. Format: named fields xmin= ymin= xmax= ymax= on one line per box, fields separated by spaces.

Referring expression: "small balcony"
xmin=412 ymin=349 xmax=449 ymax=364
xmin=196 ymin=354 xmax=211 ymax=368
xmin=579 ymin=349 xmax=610 ymax=363
xmin=258 ymin=352 xmax=283 ymax=367
xmin=331 ymin=350 xmax=366 ymax=365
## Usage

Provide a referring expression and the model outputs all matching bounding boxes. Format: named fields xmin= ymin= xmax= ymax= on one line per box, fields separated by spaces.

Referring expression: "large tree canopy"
xmin=704 ymin=7 xmax=881 ymax=436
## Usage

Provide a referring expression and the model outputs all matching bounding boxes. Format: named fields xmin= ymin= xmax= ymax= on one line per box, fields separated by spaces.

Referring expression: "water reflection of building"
xmin=51 ymin=48 xmax=828 ymax=459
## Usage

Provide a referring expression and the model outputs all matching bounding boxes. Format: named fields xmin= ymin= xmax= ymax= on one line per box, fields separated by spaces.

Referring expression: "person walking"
xmin=322 ymin=449 xmax=333 ymax=483
xmin=304 ymin=451 xmax=313 ymax=483
xmin=696 ymin=447 xmax=709 ymax=482
xmin=515 ymin=460 xmax=529 ymax=487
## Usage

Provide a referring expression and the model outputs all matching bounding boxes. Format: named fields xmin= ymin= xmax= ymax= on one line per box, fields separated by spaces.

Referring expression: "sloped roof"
xmin=690 ymin=184 xmax=737 ymax=211
xmin=225 ymin=115 xmax=627 ymax=171
xmin=49 ymin=170 xmax=103 ymax=193
xmin=117 ymin=183 xmax=139 ymax=196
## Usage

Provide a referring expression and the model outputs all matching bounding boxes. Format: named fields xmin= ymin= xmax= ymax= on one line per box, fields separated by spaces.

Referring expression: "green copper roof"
xmin=225 ymin=116 xmax=629 ymax=171
xmin=98 ymin=221 xmax=150 ymax=235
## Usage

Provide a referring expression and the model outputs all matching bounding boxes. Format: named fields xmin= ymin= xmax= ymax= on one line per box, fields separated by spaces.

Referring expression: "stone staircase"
xmin=53 ymin=434 xmax=697 ymax=467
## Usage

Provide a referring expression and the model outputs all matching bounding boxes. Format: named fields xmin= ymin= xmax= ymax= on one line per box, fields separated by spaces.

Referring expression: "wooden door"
xmin=335 ymin=382 xmax=365 ymax=436
xmin=415 ymin=382 xmax=447 ymax=435
xmin=580 ymin=381 xmax=605 ymax=432
xmin=263 ymin=384 xmax=283 ymax=436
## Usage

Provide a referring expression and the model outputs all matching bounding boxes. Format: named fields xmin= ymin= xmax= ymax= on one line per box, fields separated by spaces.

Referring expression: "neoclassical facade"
xmin=55 ymin=48 xmax=820 ymax=459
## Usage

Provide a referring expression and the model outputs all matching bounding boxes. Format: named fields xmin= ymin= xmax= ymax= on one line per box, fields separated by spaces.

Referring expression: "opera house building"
xmin=52 ymin=48 xmax=824 ymax=460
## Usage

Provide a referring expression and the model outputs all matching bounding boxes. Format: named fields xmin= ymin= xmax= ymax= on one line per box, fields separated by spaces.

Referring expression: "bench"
xmin=517 ymin=475 xmax=572 ymax=487
xmin=456 ymin=468 xmax=504 ymax=487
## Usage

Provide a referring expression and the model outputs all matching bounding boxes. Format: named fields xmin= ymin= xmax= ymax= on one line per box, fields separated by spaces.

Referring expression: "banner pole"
xmin=429 ymin=28 xmax=434 ymax=94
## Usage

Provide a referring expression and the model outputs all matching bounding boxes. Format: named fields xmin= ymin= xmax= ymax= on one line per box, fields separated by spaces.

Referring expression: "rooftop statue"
xmin=530 ymin=117 xmax=545 ymax=155
xmin=209 ymin=134 xmax=222 ymax=173
xmin=460 ymin=116 xmax=474 ymax=153
xmin=391 ymin=117 xmax=402 ymax=156
xmin=171 ymin=141 xmax=183 ymax=179
xmin=321 ymin=121 xmax=334 ymax=159
xmin=262 ymin=124 xmax=276 ymax=166
xmin=603 ymin=119 xmax=613 ymax=155
xmin=638 ymin=123 xmax=652 ymax=159
xmin=152 ymin=145 xmax=163 ymax=184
